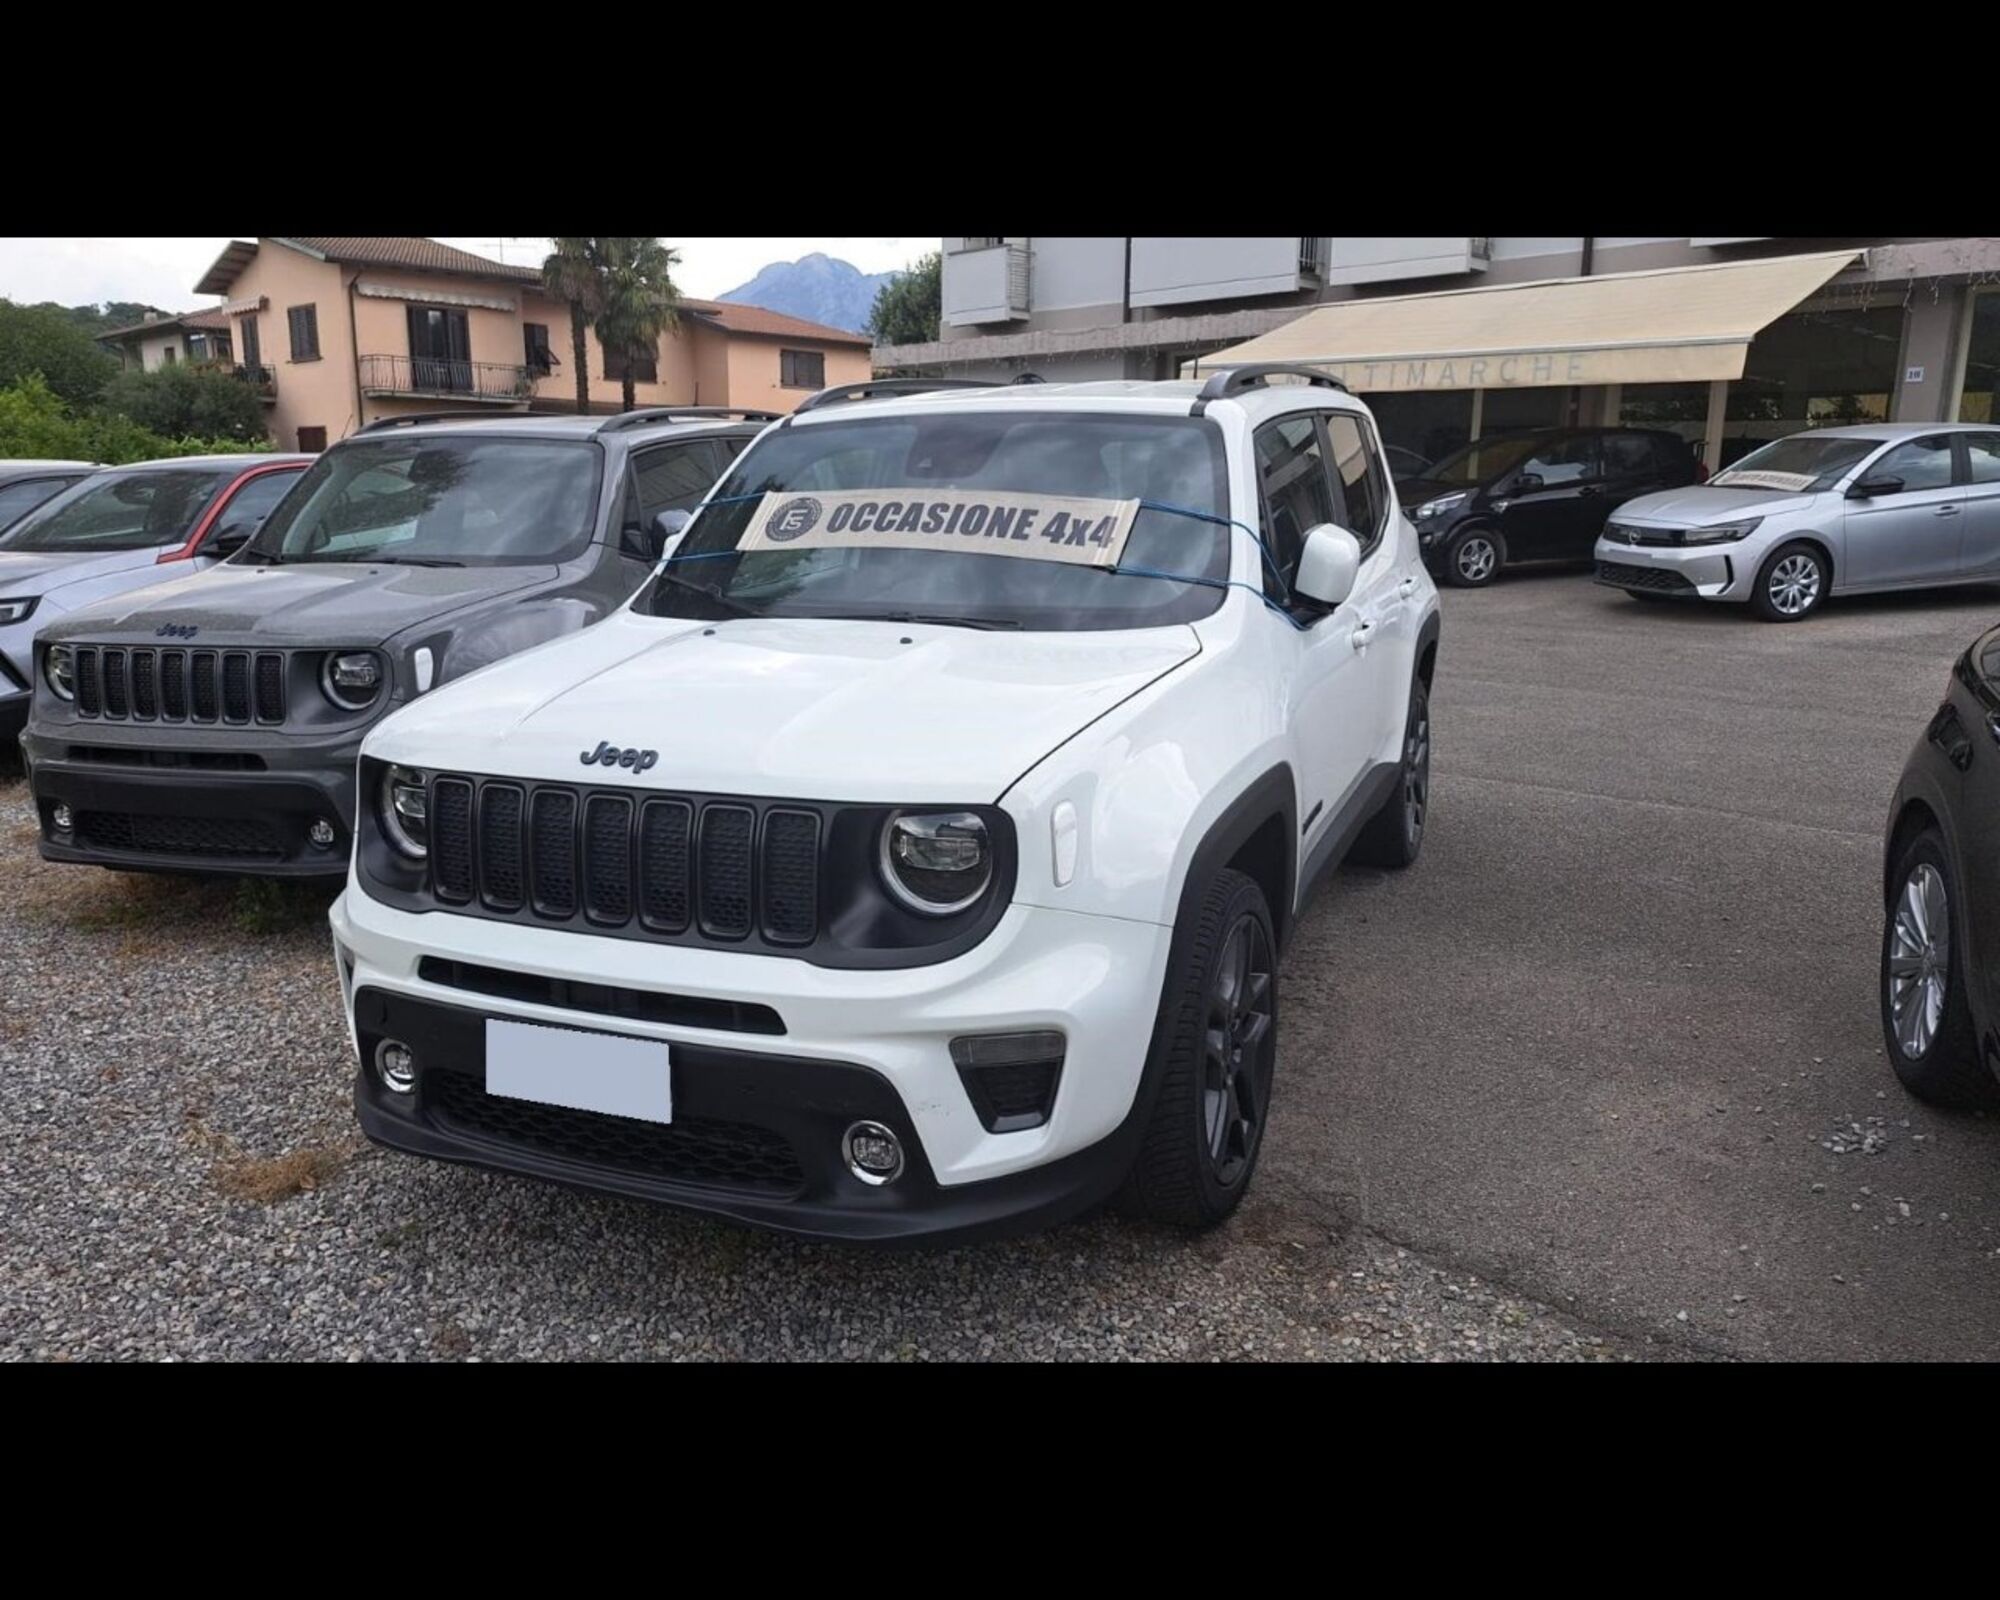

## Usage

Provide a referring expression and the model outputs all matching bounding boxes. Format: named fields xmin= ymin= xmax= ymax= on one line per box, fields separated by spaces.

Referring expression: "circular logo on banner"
xmin=766 ymin=497 xmax=822 ymax=542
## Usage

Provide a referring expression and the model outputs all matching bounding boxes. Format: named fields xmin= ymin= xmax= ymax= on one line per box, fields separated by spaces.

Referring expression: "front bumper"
xmin=24 ymin=721 xmax=365 ymax=877
xmin=1592 ymin=536 xmax=1746 ymax=600
xmin=330 ymin=887 xmax=1176 ymax=1242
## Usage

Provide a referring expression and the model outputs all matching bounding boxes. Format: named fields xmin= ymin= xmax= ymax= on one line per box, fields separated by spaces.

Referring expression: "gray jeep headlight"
xmin=44 ymin=643 xmax=74 ymax=701
xmin=880 ymin=811 xmax=991 ymax=915
xmin=322 ymin=650 xmax=384 ymax=710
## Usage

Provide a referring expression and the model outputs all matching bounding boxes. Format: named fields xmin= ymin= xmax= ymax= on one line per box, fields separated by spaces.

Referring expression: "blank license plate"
xmin=485 ymin=1018 xmax=672 ymax=1124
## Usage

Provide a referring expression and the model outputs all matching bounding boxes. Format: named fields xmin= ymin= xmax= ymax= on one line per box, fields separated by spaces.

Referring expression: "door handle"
xmin=1935 ymin=504 xmax=1962 ymax=517
xmin=1350 ymin=620 xmax=1376 ymax=652
xmin=1579 ymin=485 xmax=1604 ymax=497
xmin=1398 ymin=576 xmax=1419 ymax=598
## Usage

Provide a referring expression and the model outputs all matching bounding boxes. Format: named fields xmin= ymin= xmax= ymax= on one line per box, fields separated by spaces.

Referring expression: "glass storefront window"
xmin=1720 ymin=304 xmax=1902 ymax=467
xmin=1480 ymin=385 xmax=1570 ymax=435
xmin=1366 ymin=391 xmax=1474 ymax=479
xmin=1959 ymin=291 xmax=1999 ymax=424
xmin=1621 ymin=381 xmax=1710 ymax=450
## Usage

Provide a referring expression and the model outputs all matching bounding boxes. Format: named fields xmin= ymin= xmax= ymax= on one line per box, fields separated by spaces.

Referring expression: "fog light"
xmin=308 ymin=818 xmax=336 ymax=849
xmin=51 ymin=803 xmax=73 ymax=833
xmin=374 ymin=1039 xmax=417 ymax=1094
xmin=842 ymin=1120 xmax=904 ymax=1185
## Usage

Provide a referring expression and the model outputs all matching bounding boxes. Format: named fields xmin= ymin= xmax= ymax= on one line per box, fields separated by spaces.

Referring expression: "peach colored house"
xmin=189 ymin=237 xmax=873 ymax=452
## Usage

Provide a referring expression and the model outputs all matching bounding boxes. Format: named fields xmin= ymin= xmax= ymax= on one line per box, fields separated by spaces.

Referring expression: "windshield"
xmin=1 ymin=468 xmax=234 ymax=553
xmin=638 ymin=411 xmax=1231 ymax=632
xmin=1711 ymin=434 xmax=1883 ymax=492
xmin=1417 ymin=433 xmax=1544 ymax=487
xmin=247 ymin=437 xmax=602 ymax=566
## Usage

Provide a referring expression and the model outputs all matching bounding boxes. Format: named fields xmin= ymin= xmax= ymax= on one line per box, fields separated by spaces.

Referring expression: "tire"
xmin=1880 ymin=829 xmax=1998 ymax=1109
xmin=1349 ymin=677 xmax=1430 ymax=869
xmin=1117 ymin=868 xmax=1278 ymax=1229
xmin=1750 ymin=540 xmax=1829 ymax=622
xmin=1441 ymin=526 xmax=1502 ymax=588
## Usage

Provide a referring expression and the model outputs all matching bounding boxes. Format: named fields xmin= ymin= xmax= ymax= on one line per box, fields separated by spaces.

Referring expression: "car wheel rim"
xmin=1201 ymin=914 xmax=1274 ymax=1188
xmin=1768 ymin=553 xmax=1821 ymax=615
xmin=1888 ymin=862 xmax=1950 ymax=1058
xmin=1404 ymin=699 xmax=1430 ymax=843
xmin=1457 ymin=537 xmax=1496 ymax=582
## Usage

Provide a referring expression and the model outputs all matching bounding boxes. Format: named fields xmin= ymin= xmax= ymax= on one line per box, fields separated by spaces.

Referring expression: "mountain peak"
xmin=717 ymin=254 xmax=898 ymax=334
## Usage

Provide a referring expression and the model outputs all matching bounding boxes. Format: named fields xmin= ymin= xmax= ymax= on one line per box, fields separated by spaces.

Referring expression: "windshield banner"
xmin=1709 ymin=469 xmax=1817 ymax=493
xmin=735 ymin=489 xmax=1143 ymax=568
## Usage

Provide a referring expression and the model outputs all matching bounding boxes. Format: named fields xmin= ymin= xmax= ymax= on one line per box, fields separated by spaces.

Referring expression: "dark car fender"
xmin=401 ymin=594 xmax=602 ymax=689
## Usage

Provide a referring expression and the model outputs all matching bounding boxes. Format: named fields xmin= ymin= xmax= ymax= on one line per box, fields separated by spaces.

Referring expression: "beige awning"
xmin=1186 ymin=249 xmax=1863 ymax=392
xmin=355 ymin=279 xmax=518 ymax=313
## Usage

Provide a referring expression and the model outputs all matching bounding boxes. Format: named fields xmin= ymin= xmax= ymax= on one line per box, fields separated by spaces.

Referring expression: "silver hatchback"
xmin=1594 ymin=423 xmax=2000 ymax=621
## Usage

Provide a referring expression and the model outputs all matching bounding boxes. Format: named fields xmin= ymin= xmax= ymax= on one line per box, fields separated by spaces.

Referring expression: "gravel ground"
xmin=0 ymin=762 xmax=1644 ymax=1361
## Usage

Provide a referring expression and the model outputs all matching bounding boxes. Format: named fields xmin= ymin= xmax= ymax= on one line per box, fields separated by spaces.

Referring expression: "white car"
xmin=1595 ymin=423 xmax=2000 ymax=621
xmin=329 ymin=368 xmax=1442 ymax=1241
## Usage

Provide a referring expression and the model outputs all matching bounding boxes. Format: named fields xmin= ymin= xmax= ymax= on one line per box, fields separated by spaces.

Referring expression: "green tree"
xmin=0 ymin=373 xmax=268 ymax=464
xmin=868 ymin=252 xmax=942 ymax=348
xmin=592 ymin=237 xmax=681 ymax=412
xmin=102 ymin=363 xmax=267 ymax=444
xmin=542 ymin=237 xmax=605 ymax=415
xmin=0 ymin=299 xmax=117 ymax=408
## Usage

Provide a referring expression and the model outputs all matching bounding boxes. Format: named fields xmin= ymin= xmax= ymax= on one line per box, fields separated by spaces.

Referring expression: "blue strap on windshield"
xmin=657 ymin=491 xmax=1303 ymax=626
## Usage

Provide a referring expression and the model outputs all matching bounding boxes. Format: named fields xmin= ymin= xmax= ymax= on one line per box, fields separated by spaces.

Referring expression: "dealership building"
xmin=874 ymin=238 xmax=2000 ymax=472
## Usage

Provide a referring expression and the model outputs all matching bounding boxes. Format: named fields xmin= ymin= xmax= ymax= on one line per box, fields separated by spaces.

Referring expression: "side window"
xmin=1963 ymin=433 xmax=2000 ymax=486
xmin=1518 ymin=433 xmax=1602 ymax=485
xmin=633 ymin=442 xmax=723 ymax=521
xmin=1602 ymin=433 xmax=1657 ymax=477
xmin=1874 ymin=436 xmax=1955 ymax=493
xmin=1322 ymin=413 xmax=1388 ymax=549
xmin=210 ymin=471 xmax=301 ymax=539
xmin=1254 ymin=414 xmax=1339 ymax=594
xmin=0 ymin=477 xmax=69 ymax=532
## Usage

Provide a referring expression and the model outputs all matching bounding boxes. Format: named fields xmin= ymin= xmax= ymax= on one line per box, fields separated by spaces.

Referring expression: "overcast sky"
xmin=0 ymin=237 xmax=934 ymax=310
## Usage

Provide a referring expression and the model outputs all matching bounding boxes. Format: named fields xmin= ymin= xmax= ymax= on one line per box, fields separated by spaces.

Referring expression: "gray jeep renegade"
xmin=23 ymin=407 xmax=771 ymax=877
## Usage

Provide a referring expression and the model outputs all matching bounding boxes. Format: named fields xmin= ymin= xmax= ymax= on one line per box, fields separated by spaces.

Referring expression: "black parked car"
xmin=1399 ymin=427 xmax=1704 ymax=587
xmin=1880 ymin=628 xmax=2000 ymax=1110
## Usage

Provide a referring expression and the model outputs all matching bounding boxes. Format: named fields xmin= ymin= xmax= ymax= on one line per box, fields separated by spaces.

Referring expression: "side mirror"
xmin=1849 ymin=474 xmax=1904 ymax=499
xmin=207 ymin=521 xmax=254 ymax=558
xmin=646 ymin=507 xmax=693 ymax=563
xmin=1293 ymin=524 xmax=1363 ymax=610
xmin=1510 ymin=472 xmax=1544 ymax=494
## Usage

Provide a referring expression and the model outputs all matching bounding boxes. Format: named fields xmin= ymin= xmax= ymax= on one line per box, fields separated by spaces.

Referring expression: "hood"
xmin=369 ymin=610 xmax=1202 ymax=804
xmin=1612 ymin=485 xmax=1819 ymax=525
xmin=38 ymin=560 xmax=555 ymax=647
xmin=0 ymin=545 xmax=167 ymax=599
xmin=1396 ymin=477 xmax=1467 ymax=509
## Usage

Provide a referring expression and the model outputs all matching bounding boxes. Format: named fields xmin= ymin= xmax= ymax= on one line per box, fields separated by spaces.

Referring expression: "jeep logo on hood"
xmin=580 ymin=741 xmax=659 ymax=773
xmin=156 ymin=624 xmax=199 ymax=639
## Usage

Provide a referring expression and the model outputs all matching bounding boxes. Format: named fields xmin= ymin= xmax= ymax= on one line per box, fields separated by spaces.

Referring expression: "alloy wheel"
xmin=1456 ymin=536 xmax=1497 ymax=583
xmin=1888 ymin=862 xmax=1950 ymax=1058
xmin=1768 ymin=553 xmax=1822 ymax=616
xmin=1201 ymin=914 xmax=1275 ymax=1187
xmin=1403 ymin=696 xmax=1431 ymax=846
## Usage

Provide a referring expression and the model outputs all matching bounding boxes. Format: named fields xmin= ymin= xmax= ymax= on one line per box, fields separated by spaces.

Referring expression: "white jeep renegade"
xmin=330 ymin=367 xmax=1441 ymax=1242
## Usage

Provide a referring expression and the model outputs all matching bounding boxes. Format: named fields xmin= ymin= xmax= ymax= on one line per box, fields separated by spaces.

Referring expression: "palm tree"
xmin=592 ymin=238 xmax=682 ymax=412
xmin=541 ymin=237 xmax=603 ymax=415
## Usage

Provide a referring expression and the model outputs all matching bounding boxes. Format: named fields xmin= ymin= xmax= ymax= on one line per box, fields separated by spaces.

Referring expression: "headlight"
xmin=321 ymin=650 xmax=383 ymax=710
xmin=379 ymin=766 xmax=429 ymax=860
xmin=1413 ymin=492 xmax=1467 ymax=520
xmin=880 ymin=811 xmax=991 ymax=915
xmin=1680 ymin=518 xmax=1762 ymax=546
xmin=0 ymin=597 xmax=37 ymax=625
xmin=44 ymin=643 xmax=74 ymax=701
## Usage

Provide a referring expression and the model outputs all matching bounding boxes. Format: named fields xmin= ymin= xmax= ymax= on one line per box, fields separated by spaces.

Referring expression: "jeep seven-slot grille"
xmin=70 ymin=646 xmax=287 ymax=724
xmin=428 ymin=776 xmax=823 ymax=947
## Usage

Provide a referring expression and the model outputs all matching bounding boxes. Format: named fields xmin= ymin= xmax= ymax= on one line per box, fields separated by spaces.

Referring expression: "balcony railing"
xmin=193 ymin=359 xmax=276 ymax=400
xmin=358 ymin=354 xmax=533 ymax=403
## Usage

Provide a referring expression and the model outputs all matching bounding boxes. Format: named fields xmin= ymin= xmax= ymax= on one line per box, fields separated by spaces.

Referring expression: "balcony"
xmin=194 ymin=359 xmax=276 ymax=401
xmin=358 ymin=354 xmax=532 ymax=403
xmin=944 ymin=242 xmax=1032 ymax=327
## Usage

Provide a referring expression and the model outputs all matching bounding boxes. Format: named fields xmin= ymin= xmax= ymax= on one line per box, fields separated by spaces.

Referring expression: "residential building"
xmin=99 ymin=309 xmax=240 ymax=371
xmin=877 ymin=237 xmax=2000 ymax=472
xmin=187 ymin=237 xmax=871 ymax=452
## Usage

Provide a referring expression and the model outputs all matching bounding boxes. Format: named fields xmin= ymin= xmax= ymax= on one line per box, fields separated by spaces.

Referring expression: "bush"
xmin=0 ymin=373 xmax=269 ymax=465
xmin=102 ymin=362 xmax=267 ymax=445
xmin=0 ymin=299 xmax=117 ymax=409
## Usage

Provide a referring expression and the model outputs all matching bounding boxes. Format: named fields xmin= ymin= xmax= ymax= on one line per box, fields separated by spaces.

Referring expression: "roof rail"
xmin=355 ymin=410 xmax=543 ymax=433
xmin=790 ymin=378 xmax=996 ymax=416
xmin=1190 ymin=363 xmax=1350 ymax=417
xmin=595 ymin=406 xmax=782 ymax=434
